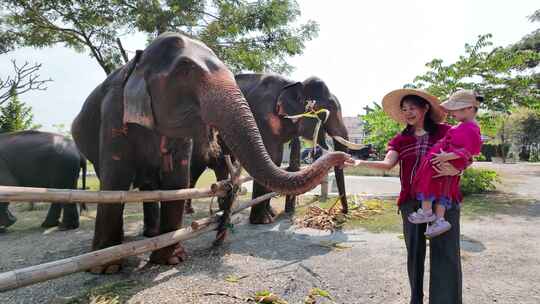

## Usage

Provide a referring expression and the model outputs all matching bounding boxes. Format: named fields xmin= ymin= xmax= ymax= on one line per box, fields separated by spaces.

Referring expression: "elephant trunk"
xmin=200 ymin=71 xmax=350 ymax=195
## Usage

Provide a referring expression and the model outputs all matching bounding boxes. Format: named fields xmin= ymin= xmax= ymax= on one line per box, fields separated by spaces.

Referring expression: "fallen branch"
xmin=202 ymin=291 xmax=252 ymax=302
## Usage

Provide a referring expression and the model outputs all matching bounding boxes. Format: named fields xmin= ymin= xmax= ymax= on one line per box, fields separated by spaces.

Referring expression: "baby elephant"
xmin=0 ymin=130 xmax=87 ymax=232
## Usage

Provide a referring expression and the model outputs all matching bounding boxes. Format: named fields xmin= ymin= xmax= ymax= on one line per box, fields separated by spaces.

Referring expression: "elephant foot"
xmin=58 ymin=222 xmax=79 ymax=231
xmin=41 ymin=220 xmax=59 ymax=228
xmin=249 ymin=210 xmax=274 ymax=225
xmin=267 ymin=206 xmax=277 ymax=218
xmin=1 ymin=213 xmax=17 ymax=229
xmin=149 ymin=243 xmax=187 ymax=265
xmin=184 ymin=203 xmax=195 ymax=214
xmin=88 ymin=262 xmax=123 ymax=274
xmin=143 ymin=226 xmax=160 ymax=237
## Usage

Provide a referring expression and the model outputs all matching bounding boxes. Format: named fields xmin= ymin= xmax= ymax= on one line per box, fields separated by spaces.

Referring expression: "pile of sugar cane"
xmin=295 ymin=197 xmax=385 ymax=231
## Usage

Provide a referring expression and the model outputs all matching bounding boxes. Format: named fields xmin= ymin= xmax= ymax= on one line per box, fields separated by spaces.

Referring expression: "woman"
xmin=354 ymin=89 xmax=462 ymax=304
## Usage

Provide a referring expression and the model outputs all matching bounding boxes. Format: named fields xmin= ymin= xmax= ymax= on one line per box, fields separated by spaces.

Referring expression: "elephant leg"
xmin=143 ymin=202 xmax=160 ymax=237
xmin=139 ymin=182 xmax=160 ymax=237
xmin=249 ymin=144 xmax=283 ymax=224
xmin=42 ymin=203 xmax=62 ymax=228
xmin=0 ymin=170 xmax=18 ymax=231
xmin=213 ymin=159 xmax=231 ymax=245
xmin=0 ymin=202 xmax=17 ymax=232
xmin=285 ymin=137 xmax=301 ymax=213
xmin=186 ymin=162 xmax=207 ymax=214
xmin=90 ymin=157 xmax=134 ymax=274
xmin=59 ymin=203 xmax=80 ymax=230
xmin=249 ymin=182 xmax=274 ymax=224
xmin=149 ymin=139 xmax=192 ymax=265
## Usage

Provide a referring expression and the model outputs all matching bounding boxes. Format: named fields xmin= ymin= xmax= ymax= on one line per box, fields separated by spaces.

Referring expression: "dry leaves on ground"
xmin=295 ymin=197 xmax=385 ymax=231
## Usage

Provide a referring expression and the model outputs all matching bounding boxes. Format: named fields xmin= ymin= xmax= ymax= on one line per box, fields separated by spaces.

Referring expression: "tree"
xmin=1 ymin=0 xmax=318 ymax=75
xmin=360 ymin=102 xmax=401 ymax=157
xmin=513 ymin=9 xmax=540 ymax=63
xmin=0 ymin=59 xmax=51 ymax=105
xmin=0 ymin=90 xmax=40 ymax=132
xmin=407 ymin=34 xmax=540 ymax=112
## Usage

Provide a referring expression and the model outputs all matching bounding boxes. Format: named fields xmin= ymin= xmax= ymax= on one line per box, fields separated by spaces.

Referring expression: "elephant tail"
xmin=79 ymin=156 xmax=88 ymax=212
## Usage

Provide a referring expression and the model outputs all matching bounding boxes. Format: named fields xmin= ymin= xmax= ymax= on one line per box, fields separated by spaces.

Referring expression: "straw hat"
xmin=382 ymin=88 xmax=446 ymax=124
xmin=441 ymin=89 xmax=480 ymax=110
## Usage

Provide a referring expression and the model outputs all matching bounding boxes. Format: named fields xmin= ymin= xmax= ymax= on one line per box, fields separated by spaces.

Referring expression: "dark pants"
xmin=400 ymin=200 xmax=462 ymax=304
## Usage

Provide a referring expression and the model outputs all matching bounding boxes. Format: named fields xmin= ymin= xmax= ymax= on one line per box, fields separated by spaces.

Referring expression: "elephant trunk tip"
xmin=315 ymin=151 xmax=354 ymax=170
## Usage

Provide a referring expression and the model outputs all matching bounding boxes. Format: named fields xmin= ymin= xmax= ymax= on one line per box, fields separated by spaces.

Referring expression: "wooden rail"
xmin=0 ymin=192 xmax=278 ymax=292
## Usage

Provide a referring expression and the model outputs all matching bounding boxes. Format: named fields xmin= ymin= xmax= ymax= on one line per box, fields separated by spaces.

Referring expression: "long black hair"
xmin=400 ymin=94 xmax=438 ymax=135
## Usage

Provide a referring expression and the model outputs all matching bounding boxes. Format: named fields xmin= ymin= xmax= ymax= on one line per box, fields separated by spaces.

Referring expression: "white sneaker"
xmin=408 ymin=208 xmax=437 ymax=224
xmin=425 ymin=218 xmax=452 ymax=238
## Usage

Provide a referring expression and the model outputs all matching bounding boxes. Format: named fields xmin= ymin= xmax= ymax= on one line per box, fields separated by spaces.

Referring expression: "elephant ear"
xmin=123 ymin=55 xmax=155 ymax=129
xmin=276 ymin=82 xmax=304 ymax=116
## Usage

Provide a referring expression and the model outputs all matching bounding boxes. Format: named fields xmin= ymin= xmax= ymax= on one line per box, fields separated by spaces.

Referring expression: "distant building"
xmin=342 ymin=116 xmax=366 ymax=144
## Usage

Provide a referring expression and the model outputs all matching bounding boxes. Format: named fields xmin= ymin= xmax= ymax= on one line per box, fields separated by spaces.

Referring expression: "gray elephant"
xmin=0 ymin=130 xmax=87 ymax=232
xmin=183 ymin=74 xmax=355 ymax=224
xmin=71 ymin=33 xmax=351 ymax=273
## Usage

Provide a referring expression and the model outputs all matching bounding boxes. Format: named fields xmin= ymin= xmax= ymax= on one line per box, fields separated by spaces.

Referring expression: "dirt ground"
xmin=1 ymin=162 xmax=539 ymax=304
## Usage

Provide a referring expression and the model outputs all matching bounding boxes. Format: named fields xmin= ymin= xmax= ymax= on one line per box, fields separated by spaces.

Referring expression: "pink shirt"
xmin=387 ymin=124 xmax=451 ymax=205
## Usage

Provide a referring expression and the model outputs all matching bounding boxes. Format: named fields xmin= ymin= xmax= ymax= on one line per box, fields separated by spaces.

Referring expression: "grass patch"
xmin=79 ymin=176 xmax=100 ymax=191
xmin=67 ymin=279 xmax=141 ymax=304
xmin=295 ymin=196 xmax=402 ymax=233
xmin=294 ymin=193 xmax=534 ymax=233
xmin=460 ymin=193 xmax=531 ymax=219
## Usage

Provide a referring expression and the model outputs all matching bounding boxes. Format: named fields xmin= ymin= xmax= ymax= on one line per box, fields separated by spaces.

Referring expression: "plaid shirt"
xmin=387 ymin=124 xmax=452 ymax=205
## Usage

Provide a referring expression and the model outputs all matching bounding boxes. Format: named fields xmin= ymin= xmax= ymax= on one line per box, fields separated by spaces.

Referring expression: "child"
xmin=408 ymin=89 xmax=482 ymax=237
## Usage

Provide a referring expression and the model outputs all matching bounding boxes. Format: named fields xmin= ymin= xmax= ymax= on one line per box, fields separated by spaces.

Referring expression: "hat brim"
xmin=440 ymin=100 xmax=473 ymax=111
xmin=382 ymin=89 xmax=446 ymax=124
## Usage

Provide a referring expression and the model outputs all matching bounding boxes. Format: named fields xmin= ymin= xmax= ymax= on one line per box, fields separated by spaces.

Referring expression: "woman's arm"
xmin=354 ymin=150 xmax=399 ymax=171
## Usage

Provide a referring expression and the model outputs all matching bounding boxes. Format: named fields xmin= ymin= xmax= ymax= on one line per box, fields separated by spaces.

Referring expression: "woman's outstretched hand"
xmin=432 ymin=161 xmax=461 ymax=178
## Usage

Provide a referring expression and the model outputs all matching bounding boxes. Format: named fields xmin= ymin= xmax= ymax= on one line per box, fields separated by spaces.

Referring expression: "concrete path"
xmin=244 ymin=174 xmax=401 ymax=198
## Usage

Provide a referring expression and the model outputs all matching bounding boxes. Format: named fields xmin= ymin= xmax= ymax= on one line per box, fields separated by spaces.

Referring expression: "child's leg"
xmin=434 ymin=204 xmax=446 ymax=219
xmin=421 ymin=200 xmax=433 ymax=214
xmin=425 ymin=203 xmax=452 ymax=238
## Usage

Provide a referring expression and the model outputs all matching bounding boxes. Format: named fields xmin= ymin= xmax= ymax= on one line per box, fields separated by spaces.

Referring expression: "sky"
xmin=0 ymin=0 xmax=538 ymax=131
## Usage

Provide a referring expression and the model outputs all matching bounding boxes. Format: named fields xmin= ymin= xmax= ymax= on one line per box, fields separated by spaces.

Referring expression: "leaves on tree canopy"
xmin=407 ymin=34 xmax=540 ymax=112
xmin=1 ymin=0 xmax=318 ymax=74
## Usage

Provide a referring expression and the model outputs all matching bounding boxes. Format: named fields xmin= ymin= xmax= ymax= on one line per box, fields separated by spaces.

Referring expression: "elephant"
xmin=182 ymin=74 xmax=358 ymax=224
xmin=71 ymin=32 xmax=352 ymax=273
xmin=237 ymin=74 xmax=356 ymax=222
xmin=0 ymin=130 xmax=87 ymax=232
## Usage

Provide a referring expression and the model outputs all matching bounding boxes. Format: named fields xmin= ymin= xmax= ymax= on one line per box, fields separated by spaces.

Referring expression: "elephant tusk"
xmin=332 ymin=136 xmax=366 ymax=150
xmin=284 ymin=114 xmax=303 ymax=123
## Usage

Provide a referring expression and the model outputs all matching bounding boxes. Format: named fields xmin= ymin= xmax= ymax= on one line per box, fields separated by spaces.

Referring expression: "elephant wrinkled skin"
xmin=71 ymin=33 xmax=352 ymax=273
xmin=0 ymin=131 xmax=87 ymax=232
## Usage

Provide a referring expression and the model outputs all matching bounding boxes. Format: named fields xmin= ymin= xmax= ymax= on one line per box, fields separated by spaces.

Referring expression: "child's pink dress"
xmin=413 ymin=121 xmax=482 ymax=208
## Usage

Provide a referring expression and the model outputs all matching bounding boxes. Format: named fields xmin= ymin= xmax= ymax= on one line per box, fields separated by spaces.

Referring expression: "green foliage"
xmin=1 ymin=0 xmax=318 ymax=74
xmin=0 ymin=91 xmax=39 ymax=132
xmin=512 ymin=9 xmax=540 ymax=67
xmin=461 ymin=168 xmax=500 ymax=196
xmin=407 ymin=34 xmax=540 ymax=112
xmin=52 ymin=123 xmax=72 ymax=139
xmin=474 ymin=153 xmax=487 ymax=162
xmin=360 ymin=102 xmax=402 ymax=157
